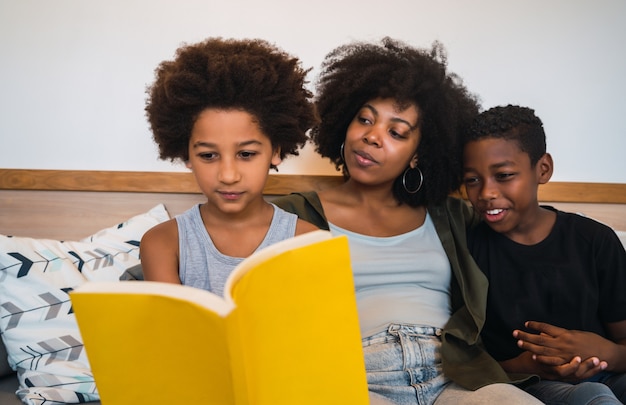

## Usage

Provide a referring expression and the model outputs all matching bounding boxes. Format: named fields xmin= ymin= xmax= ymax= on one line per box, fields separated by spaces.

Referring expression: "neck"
xmin=506 ymin=205 xmax=556 ymax=245
xmin=338 ymin=179 xmax=401 ymax=207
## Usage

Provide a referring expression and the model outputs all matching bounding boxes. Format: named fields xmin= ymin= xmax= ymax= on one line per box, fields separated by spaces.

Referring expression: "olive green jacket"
xmin=273 ymin=191 xmax=536 ymax=390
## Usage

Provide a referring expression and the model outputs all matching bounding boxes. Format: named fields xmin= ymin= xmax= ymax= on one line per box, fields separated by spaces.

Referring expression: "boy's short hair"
xmin=464 ymin=105 xmax=546 ymax=166
xmin=145 ymin=37 xmax=318 ymax=165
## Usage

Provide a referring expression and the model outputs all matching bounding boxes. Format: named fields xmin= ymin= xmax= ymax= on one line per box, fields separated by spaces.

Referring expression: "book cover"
xmin=71 ymin=230 xmax=369 ymax=405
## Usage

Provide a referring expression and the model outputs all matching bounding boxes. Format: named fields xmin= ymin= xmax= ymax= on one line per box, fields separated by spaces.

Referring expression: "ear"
xmin=185 ymin=160 xmax=192 ymax=170
xmin=271 ymin=147 xmax=282 ymax=167
xmin=536 ymin=153 xmax=553 ymax=184
xmin=409 ymin=154 xmax=419 ymax=169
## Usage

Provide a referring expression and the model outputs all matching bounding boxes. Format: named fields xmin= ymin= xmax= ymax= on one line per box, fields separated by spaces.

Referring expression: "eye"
xmin=198 ymin=152 xmax=217 ymax=161
xmin=356 ymin=116 xmax=372 ymax=125
xmin=389 ymin=128 xmax=409 ymax=139
xmin=238 ymin=150 xmax=258 ymax=159
xmin=495 ymin=172 xmax=515 ymax=181
xmin=463 ymin=176 xmax=480 ymax=187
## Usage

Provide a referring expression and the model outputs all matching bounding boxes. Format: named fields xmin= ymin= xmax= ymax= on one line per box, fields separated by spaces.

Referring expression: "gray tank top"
xmin=176 ymin=203 xmax=298 ymax=296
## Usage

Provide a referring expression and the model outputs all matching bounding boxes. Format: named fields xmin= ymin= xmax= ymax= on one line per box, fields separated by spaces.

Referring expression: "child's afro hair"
xmin=145 ymin=37 xmax=318 ymax=165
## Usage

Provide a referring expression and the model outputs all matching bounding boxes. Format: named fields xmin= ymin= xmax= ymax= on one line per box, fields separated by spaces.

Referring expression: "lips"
xmin=353 ymin=150 xmax=378 ymax=166
xmin=482 ymin=208 xmax=507 ymax=222
xmin=218 ymin=191 xmax=243 ymax=201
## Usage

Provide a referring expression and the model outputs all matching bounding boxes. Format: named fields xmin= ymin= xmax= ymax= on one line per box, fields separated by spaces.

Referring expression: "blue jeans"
xmin=524 ymin=372 xmax=626 ymax=405
xmin=363 ymin=324 xmax=448 ymax=405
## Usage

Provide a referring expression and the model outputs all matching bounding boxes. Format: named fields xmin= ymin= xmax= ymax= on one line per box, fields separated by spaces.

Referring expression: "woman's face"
xmin=343 ymin=98 xmax=421 ymax=187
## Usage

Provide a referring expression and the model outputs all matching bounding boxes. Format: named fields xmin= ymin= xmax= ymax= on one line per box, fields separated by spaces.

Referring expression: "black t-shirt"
xmin=467 ymin=207 xmax=626 ymax=361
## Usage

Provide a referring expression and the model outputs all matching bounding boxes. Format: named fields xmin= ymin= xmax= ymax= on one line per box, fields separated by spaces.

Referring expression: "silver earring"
xmin=340 ymin=142 xmax=345 ymax=162
xmin=402 ymin=167 xmax=424 ymax=194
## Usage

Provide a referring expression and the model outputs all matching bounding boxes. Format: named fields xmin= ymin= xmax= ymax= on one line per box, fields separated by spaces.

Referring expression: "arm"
xmin=514 ymin=221 xmax=626 ymax=373
xmin=140 ymin=219 xmax=182 ymax=284
xmin=604 ymin=320 xmax=626 ymax=372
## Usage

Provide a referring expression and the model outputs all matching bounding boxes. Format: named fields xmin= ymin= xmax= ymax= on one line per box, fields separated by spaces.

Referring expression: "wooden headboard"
xmin=1 ymin=169 xmax=624 ymax=240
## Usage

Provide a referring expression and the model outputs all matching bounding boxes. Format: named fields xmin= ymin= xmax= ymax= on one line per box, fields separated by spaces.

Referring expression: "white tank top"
xmin=176 ymin=203 xmax=298 ymax=296
xmin=329 ymin=212 xmax=451 ymax=338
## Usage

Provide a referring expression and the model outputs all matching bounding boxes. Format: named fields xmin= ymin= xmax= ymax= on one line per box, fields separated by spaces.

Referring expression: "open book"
xmin=70 ymin=230 xmax=368 ymax=405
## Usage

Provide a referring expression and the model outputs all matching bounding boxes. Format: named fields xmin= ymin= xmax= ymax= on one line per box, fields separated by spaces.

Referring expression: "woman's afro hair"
xmin=312 ymin=37 xmax=480 ymax=206
xmin=145 ymin=37 xmax=318 ymax=165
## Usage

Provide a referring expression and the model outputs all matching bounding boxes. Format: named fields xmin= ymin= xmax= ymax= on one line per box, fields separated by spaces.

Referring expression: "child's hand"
xmin=513 ymin=321 xmax=611 ymax=368
xmin=500 ymin=351 xmax=604 ymax=382
xmin=537 ymin=355 xmax=606 ymax=382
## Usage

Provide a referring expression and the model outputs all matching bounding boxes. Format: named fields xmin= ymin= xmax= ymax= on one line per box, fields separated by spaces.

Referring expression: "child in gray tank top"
xmin=139 ymin=37 xmax=318 ymax=293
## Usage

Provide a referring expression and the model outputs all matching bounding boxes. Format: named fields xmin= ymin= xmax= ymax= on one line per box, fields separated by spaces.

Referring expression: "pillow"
xmin=0 ymin=204 xmax=169 ymax=404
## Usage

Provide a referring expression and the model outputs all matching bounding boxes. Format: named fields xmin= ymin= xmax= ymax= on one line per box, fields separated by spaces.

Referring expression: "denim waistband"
xmin=387 ymin=323 xmax=442 ymax=337
xmin=364 ymin=323 xmax=443 ymax=343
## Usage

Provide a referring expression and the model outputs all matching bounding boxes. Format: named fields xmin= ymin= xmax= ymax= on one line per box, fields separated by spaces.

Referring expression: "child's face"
xmin=186 ymin=108 xmax=281 ymax=216
xmin=344 ymin=97 xmax=421 ymax=186
xmin=463 ymin=137 xmax=546 ymax=238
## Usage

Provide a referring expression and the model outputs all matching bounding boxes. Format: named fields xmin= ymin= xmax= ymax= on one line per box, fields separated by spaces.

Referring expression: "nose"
xmin=218 ymin=158 xmax=241 ymax=184
xmin=478 ymin=178 xmax=498 ymax=201
xmin=363 ymin=125 xmax=383 ymax=147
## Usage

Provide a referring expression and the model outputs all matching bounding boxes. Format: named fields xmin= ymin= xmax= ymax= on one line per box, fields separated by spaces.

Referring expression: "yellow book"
xmin=70 ymin=230 xmax=369 ymax=405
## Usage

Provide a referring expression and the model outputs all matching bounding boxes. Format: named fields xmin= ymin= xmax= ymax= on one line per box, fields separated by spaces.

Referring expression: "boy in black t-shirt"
xmin=462 ymin=105 xmax=626 ymax=404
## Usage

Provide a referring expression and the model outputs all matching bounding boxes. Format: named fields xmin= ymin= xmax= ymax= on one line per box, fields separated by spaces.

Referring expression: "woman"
xmin=274 ymin=38 xmax=540 ymax=405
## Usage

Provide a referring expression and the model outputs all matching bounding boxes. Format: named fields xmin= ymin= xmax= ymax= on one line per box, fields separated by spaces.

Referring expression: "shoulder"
xmin=549 ymin=207 xmax=625 ymax=251
xmin=140 ymin=218 xmax=179 ymax=272
xmin=295 ymin=218 xmax=320 ymax=235
xmin=141 ymin=218 xmax=178 ymax=247
xmin=175 ymin=204 xmax=201 ymax=221
xmin=270 ymin=203 xmax=319 ymax=235
xmin=273 ymin=191 xmax=321 ymax=209
xmin=139 ymin=218 xmax=181 ymax=283
xmin=429 ymin=196 xmax=479 ymax=228
xmin=272 ymin=191 xmax=329 ymax=230
xmin=552 ymin=207 xmax=618 ymax=238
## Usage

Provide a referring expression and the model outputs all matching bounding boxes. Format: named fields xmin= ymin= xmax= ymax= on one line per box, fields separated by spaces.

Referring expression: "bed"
xmin=1 ymin=168 xmax=624 ymax=405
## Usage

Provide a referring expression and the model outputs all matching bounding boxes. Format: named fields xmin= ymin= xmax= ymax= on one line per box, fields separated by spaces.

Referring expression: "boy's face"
xmin=186 ymin=108 xmax=281 ymax=217
xmin=463 ymin=137 xmax=551 ymax=239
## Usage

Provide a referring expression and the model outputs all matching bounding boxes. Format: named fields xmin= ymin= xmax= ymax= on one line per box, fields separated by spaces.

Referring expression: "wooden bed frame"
xmin=1 ymin=168 xmax=624 ymax=240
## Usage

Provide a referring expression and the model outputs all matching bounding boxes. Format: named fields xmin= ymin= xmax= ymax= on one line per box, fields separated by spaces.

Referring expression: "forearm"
xmin=499 ymin=352 xmax=543 ymax=376
xmin=605 ymin=340 xmax=626 ymax=372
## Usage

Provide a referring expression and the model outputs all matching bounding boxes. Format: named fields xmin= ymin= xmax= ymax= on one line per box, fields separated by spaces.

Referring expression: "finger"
xmin=533 ymin=354 xmax=570 ymax=366
xmin=517 ymin=337 xmax=558 ymax=356
xmin=525 ymin=320 xmax=566 ymax=336
xmin=552 ymin=356 xmax=582 ymax=378
xmin=515 ymin=330 xmax=550 ymax=344
xmin=574 ymin=357 xmax=606 ymax=380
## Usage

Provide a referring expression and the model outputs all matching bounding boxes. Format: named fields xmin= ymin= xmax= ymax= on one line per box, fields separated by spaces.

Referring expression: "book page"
xmin=226 ymin=233 xmax=369 ymax=404
xmin=71 ymin=281 xmax=237 ymax=404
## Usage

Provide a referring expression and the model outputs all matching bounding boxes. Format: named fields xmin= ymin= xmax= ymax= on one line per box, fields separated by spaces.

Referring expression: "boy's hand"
xmin=500 ymin=351 xmax=605 ymax=382
xmin=513 ymin=321 xmax=613 ymax=365
xmin=537 ymin=355 xmax=606 ymax=382
xmin=513 ymin=321 xmax=610 ymax=368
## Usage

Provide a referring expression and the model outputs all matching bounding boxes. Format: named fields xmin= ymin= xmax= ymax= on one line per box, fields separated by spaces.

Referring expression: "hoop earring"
xmin=340 ymin=142 xmax=345 ymax=162
xmin=402 ymin=166 xmax=424 ymax=194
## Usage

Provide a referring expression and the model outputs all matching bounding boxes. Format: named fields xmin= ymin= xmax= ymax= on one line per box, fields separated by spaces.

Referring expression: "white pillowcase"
xmin=0 ymin=204 xmax=169 ymax=405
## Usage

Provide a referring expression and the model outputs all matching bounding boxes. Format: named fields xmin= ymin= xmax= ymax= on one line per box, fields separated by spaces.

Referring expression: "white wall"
xmin=1 ymin=0 xmax=625 ymax=182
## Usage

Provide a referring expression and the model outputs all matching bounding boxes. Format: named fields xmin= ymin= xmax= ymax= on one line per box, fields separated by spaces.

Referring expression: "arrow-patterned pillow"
xmin=0 ymin=204 xmax=169 ymax=405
